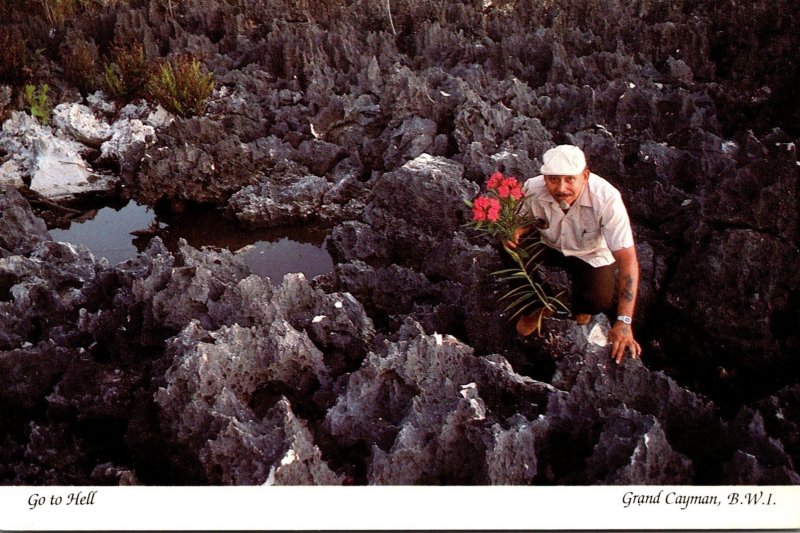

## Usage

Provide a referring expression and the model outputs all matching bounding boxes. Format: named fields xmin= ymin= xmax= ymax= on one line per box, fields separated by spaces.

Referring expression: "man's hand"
xmin=503 ymin=226 xmax=529 ymax=250
xmin=608 ymin=321 xmax=641 ymax=364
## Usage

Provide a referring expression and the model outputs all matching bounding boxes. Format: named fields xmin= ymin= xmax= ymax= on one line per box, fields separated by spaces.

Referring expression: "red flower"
xmin=472 ymin=195 xmax=501 ymax=223
xmin=506 ymin=178 xmax=523 ymax=200
xmin=497 ymin=176 xmax=523 ymax=199
xmin=486 ymin=171 xmax=504 ymax=190
xmin=486 ymin=202 xmax=501 ymax=222
xmin=467 ymin=173 xmax=530 ymax=241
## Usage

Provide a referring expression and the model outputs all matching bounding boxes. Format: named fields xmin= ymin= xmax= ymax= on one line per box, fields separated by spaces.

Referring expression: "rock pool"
xmin=49 ymin=201 xmax=334 ymax=281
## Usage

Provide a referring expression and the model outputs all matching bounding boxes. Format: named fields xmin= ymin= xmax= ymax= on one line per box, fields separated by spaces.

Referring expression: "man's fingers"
xmin=611 ymin=340 xmax=622 ymax=364
xmin=611 ymin=340 xmax=641 ymax=364
xmin=631 ymin=340 xmax=641 ymax=359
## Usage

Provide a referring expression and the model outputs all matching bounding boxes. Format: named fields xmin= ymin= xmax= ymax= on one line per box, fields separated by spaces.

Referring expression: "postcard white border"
xmin=1 ymin=485 xmax=799 ymax=530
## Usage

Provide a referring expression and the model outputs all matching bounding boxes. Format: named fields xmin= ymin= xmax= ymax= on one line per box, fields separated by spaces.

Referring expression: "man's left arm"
xmin=610 ymin=246 xmax=642 ymax=364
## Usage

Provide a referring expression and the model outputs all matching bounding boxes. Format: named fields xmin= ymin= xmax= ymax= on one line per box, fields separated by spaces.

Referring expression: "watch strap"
xmin=617 ymin=315 xmax=632 ymax=325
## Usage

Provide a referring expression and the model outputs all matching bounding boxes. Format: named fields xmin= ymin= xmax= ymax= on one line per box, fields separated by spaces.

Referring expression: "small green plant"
xmin=103 ymin=62 xmax=124 ymax=97
xmin=24 ymin=83 xmax=50 ymax=125
xmin=103 ymin=44 xmax=150 ymax=100
xmin=146 ymin=56 xmax=215 ymax=117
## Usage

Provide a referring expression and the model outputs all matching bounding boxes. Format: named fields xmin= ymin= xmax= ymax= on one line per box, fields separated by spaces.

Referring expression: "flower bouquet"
xmin=467 ymin=172 xmax=525 ymax=242
xmin=466 ymin=172 xmax=567 ymax=335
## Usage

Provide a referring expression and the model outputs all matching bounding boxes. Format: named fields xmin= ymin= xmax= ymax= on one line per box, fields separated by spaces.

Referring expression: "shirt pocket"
xmin=578 ymin=211 xmax=604 ymax=248
xmin=580 ymin=228 xmax=604 ymax=248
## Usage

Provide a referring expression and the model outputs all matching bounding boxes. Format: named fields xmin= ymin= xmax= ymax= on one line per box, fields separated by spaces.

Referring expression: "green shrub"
xmin=146 ymin=56 xmax=215 ymax=117
xmin=103 ymin=44 xmax=151 ymax=100
xmin=25 ymin=83 xmax=50 ymax=125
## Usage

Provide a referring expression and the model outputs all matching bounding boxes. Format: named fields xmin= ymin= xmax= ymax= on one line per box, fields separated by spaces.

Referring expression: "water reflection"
xmin=50 ymin=201 xmax=334 ymax=281
xmin=49 ymin=201 xmax=155 ymax=266
xmin=157 ymin=207 xmax=334 ymax=281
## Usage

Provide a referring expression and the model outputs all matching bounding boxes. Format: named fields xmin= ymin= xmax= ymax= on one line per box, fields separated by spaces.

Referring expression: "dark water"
xmin=49 ymin=201 xmax=334 ymax=282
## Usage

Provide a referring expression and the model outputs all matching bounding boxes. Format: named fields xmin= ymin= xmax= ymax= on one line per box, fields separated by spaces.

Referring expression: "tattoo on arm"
xmin=621 ymin=274 xmax=634 ymax=303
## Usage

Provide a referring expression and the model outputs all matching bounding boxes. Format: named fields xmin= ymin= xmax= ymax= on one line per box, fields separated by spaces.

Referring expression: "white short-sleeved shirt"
xmin=519 ymin=173 xmax=634 ymax=267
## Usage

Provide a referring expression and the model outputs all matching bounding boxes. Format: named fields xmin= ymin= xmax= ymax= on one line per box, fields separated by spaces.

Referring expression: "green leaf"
xmin=498 ymin=285 xmax=535 ymax=301
xmin=492 ymin=268 xmax=523 ymax=276
xmin=503 ymin=293 xmax=536 ymax=314
xmin=507 ymin=300 xmax=539 ymax=320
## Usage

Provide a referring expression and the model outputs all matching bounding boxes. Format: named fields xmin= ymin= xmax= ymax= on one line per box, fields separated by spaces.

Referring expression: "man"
xmin=505 ymin=145 xmax=641 ymax=363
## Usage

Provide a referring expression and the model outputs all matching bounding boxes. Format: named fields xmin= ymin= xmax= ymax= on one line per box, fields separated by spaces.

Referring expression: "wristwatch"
xmin=616 ymin=315 xmax=633 ymax=325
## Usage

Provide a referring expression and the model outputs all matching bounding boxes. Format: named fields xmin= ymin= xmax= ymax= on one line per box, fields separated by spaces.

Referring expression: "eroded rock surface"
xmin=0 ymin=112 xmax=116 ymax=200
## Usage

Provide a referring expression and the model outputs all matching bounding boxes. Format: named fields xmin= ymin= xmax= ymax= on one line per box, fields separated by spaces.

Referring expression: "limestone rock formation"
xmin=0 ymin=185 xmax=50 ymax=256
xmin=325 ymin=319 xmax=553 ymax=484
xmin=0 ymin=112 xmax=116 ymax=200
xmin=52 ymin=103 xmax=112 ymax=148
xmin=229 ymin=173 xmax=329 ymax=228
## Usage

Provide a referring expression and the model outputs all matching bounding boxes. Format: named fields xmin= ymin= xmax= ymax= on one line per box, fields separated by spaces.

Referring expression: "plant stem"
xmin=500 ymin=242 xmax=568 ymax=315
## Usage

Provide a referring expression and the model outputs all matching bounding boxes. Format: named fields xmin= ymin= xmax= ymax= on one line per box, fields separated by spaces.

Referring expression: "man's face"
xmin=544 ymin=168 xmax=589 ymax=207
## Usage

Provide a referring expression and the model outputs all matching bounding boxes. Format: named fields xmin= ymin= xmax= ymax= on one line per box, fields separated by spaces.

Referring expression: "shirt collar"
xmin=576 ymin=179 xmax=593 ymax=207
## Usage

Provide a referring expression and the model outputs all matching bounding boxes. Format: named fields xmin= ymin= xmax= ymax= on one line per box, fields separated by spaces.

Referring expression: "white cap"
xmin=540 ymin=145 xmax=587 ymax=176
